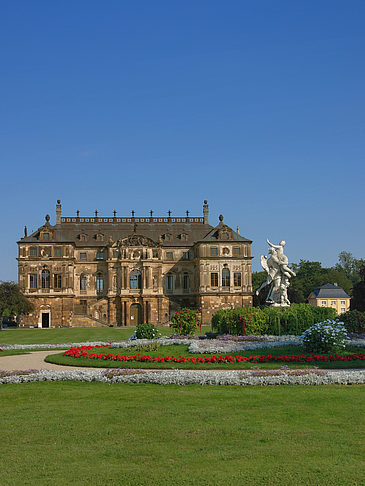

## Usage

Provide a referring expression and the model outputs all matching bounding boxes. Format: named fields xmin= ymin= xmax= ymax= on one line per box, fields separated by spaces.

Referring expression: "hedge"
xmin=211 ymin=304 xmax=337 ymax=336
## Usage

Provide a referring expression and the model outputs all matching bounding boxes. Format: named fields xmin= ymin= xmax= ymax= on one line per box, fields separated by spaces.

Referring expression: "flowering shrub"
xmin=135 ymin=323 xmax=160 ymax=340
xmin=301 ymin=320 xmax=349 ymax=354
xmin=170 ymin=308 xmax=201 ymax=335
xmin=63 ymin=345 xmax=365 ymax=365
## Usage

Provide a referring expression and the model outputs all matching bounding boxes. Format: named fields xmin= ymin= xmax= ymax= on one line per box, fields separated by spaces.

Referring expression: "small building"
xmin=308 ymin=283 xmax=350 ymax=315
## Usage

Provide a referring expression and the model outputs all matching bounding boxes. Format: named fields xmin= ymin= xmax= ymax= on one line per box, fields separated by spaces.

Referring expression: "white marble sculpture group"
xmin=256 ymin=239 xmax=296 ymax=307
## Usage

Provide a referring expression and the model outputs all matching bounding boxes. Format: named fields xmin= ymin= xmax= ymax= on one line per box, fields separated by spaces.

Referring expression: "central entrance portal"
xmin=130 ymin=303 xmax=142 ymax=325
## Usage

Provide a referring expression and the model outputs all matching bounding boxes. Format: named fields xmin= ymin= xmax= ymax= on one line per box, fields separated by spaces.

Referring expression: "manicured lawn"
xmin=0 ymin=382 xmax=364 ymax=486
xmin=0 ymin=326 xmax=211 ymax=345
xmin=46 ymin=343 xmax=365 ymax=369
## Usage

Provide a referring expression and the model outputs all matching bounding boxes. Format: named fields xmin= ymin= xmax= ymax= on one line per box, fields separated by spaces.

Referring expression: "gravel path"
xmin=0 ymin=350 xmax=98 ymax=371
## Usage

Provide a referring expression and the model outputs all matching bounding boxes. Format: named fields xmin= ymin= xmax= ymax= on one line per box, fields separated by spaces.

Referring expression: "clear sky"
xmin=1 ymin=0 xmax=364 ymax=281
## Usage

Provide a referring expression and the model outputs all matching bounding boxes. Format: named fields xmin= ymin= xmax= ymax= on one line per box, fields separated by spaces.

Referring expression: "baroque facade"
xmin=17 ymin=201 xmax=253 ymax=327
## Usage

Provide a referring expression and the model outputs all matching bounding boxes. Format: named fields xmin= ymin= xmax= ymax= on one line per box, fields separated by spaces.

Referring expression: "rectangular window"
xmin=331 ymin=301 xmax=336 ymax=306
xmin=113 ymin=250 xmax=118 ymax=258
xmin=341 ymin=301 xmax=345 ymax=305
xmin=42 ymin=233 xmax=50 ymax=240
xmin=233 ymin=247 xmax=241 ymax=256
xmin=234 ymin=272 xmax=242 ymax=286
xmin=80 ymin=276 xmax=87 ymax=291
xmin=30 ymin=247 xmax=37 ymax=257
xmin=211 ymin=273 xmax=218 ymax=287
xmin=96 ymin=276 xmax=104 ymax=293
xmin=96 ymin=251 xmax=104 ymax=260
xmin=152 ymin=249 xmax=158 ymax=258
xmin=29 ymin=274 xmax=38 ymax=289
xmin=182 ymin=251 xmax=189 ymax=260
xmin=166 ymin=252 xmax=174 ymax=260
xmin=166 ymin=275 xmax=173 ymax=290
xmin=322 ymin=301 xmax=327 ymax=306
xmin=80 ymin=252 xmax=87 ymax=260
xmin=210 ymin=247 xmax=218 ymax=256
xmin=54 ymin=274 xmax=62 ymax=289
xmin=54 ymin=247 xmax=62 ymax=257
xmin=341 ymin=308 xmax=346 ymax=314
xmin=183 ymin=274 xmax=190 ymax=290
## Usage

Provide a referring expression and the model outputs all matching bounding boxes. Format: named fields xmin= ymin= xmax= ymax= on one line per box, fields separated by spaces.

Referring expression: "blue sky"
xmin=1 ymin=0 xmax=364 ymax=280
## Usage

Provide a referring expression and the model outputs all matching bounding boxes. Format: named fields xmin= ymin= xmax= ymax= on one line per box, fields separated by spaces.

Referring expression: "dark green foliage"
xmin=351 ymin=266 xmax=365 ymax=312
xmin=170 ymin=308 xmax=201 ymax=335
xmin=212 ymin=304 xmax=337 ymax=336
xmin=0 ymin=281 xmax=34 ymax=318
xmin=135 ymin=323 xmax=160 ymax=339
xmin=211 ymin=308 xmax=269 ymax=335
xmin=340 ymin=309 xmax=365 ymax=333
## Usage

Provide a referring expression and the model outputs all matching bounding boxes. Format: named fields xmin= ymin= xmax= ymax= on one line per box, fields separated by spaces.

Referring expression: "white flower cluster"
xmin=0 ymin=368 xmax=364 ymax=387
xmin=188 ymin=339 xmax=302 ymax=354
xmin=301 ymin=319 xmax=349 ymax=352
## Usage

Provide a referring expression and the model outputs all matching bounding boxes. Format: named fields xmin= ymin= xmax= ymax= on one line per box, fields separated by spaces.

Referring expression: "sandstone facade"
xmin=17 ymin=201 xmax=253 ymax=327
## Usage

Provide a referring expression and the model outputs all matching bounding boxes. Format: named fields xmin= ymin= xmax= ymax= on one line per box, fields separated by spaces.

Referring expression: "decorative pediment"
xmin=117 ymin=234 xmax=158 ymax=248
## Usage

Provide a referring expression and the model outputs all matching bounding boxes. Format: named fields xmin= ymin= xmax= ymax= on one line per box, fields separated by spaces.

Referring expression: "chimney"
xmin=56 ymin=200 xmax=62 ymax=224
xmin=203 ymin=200 xmax=209 ymax=224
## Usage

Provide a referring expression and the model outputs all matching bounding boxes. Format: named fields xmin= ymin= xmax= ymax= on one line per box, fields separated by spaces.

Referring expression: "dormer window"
xmin=42 ymin=233 xmax=50 ymax=241
xmin=79 ymin=234 xmax=88 ymax=241
xmin=163 ymin=234 xmax=171 ymax=241
xmin=180 ymin=233 xmax=188 ymax=241
xmin=218 ymin=226 xmax=232 ymax=240
xmin=96 ymin=233 xmax=104 ymax=241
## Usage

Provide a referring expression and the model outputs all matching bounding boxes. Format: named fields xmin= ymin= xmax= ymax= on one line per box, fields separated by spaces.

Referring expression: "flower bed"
xmin=63 ymin=345 xmax=365 ymax=365
xmin=1 ymin=368 xmax=365 ymax=386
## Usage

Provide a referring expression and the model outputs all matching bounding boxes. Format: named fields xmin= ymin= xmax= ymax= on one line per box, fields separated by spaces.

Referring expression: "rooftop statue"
xmin=256 ymin=239 xmax=296 ymax=307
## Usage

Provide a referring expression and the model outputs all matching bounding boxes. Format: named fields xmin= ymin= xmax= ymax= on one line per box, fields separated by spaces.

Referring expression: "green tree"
xmin=351 ymin=266 xmax=365 ymax=312
xmin=335 ymin=251 xmax=365 ymax=286
xmin=0 ymin=281 xmax=34 ymax=320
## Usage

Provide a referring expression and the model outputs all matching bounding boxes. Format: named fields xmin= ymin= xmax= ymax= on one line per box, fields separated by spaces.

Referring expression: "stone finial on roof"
xmin=56 ymin=200 xmax=62 ymax=225
xmin=95 ymin=210 xmax=98 ymax=217
xmin=203 ymin=200 xmax=209 ymax=224
xmin=219 ymin=214 xmax=224 ymax=222
xmin=113 ymin=210 xmax=117 ymax=217
xmin=131 ymin=210 xmax=135 ymax=217
xmin=45 ymin=214 xmax=50 ymax=223
xmin=24 ymin=226 xmax=27 ymax=237
xmin=168 ymin=210 xmax=171 ymax=217
xmin=76 ymin=210 xmax=80 ymax=217
xmin=237 ymin=226 xmax=240 ymax=234
xmin=150 ymin=210 xmax=153 ymax=217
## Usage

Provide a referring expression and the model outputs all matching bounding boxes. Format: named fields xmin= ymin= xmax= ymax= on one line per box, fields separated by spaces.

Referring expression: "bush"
xmin=301 ymin=319 xmax=348 ymax=354
xmin=132 ymin=342 xmax=161 ymax=353
xmin=211 ymin=304 xmax=337 ymax=336
xmin=170 ymin=308 xmax=201 ymax=336
xmin=135 ymin=323 xmax=160 ymax=340
xmin=263 ymin=304 xmax=337 ymax=335
xmin=340 ymin=310 xmax=365 ymax=334
xmin=211 ymin=308 xmax=269 ymax=335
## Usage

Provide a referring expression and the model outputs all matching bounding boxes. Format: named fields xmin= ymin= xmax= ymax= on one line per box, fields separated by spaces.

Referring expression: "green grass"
xmin=0 ymin=326 xmax=212 ymax=345
xmin=46 ymin=343 xmax=365 ymax=370
xmin=0 ymin=349 xmax=32 ymax=357
xmin=0 ymin=382 xmax=364 ymax=486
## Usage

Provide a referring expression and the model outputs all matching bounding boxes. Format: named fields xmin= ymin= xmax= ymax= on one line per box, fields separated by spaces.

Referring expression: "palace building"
xmin=17 ymin=201 xmax=253 ymax=327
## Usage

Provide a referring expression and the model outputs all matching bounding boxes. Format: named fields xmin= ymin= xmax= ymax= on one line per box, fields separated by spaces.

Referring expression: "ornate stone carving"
xmin=117 ymin=234 xmax=158 ymax=248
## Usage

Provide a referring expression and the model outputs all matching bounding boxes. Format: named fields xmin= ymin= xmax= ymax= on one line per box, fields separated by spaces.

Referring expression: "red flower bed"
xmin=63 ymin=345 xmax=365 ymax=365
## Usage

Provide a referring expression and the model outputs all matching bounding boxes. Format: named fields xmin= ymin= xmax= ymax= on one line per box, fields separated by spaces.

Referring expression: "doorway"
xmin=41 ymin=312 xmax=50 ymax=328
xmin=130 ymin=303 xmax=142 ymax=325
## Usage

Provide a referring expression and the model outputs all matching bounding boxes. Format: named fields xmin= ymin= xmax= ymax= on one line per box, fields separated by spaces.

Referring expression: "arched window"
xmin=222 ymin=268 xmax=230 ymax=287
xmin=80 ymin=275 xmax=87 ymax=291
xmin=41 ymin=269 xmax=50 ymax=289
xmin=96 ymin=273 xmax=104 ymax=293
xmin=130 ymin=269 xmax=142 ymax=289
